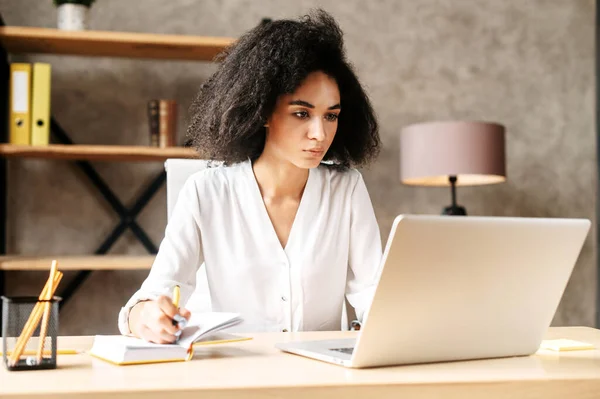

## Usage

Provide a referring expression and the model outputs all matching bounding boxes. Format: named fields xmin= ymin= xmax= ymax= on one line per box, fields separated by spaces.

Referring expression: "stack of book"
xmin=8 ymin=63 xmax=52 ymax=146
xmin=147 ymin=99 xmax=177 ymax=148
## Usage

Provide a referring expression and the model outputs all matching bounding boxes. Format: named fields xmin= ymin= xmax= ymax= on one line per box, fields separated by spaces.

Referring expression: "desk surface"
xmin=2 ymin=327 xmax=600 ymax=399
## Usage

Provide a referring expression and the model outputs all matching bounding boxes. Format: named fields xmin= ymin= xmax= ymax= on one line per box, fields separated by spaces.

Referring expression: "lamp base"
xmin=442 ymin=204 xmax=467 ymax=216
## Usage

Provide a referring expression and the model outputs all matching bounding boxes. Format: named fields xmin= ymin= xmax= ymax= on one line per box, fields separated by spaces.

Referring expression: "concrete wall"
xmin=1 ymin=0 xmax=595 ymax=335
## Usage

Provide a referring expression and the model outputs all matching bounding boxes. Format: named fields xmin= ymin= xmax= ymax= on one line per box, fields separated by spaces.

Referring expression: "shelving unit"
xmin=0 ymin=20 xmax=237 ymax=315
xmin=0 ymin=143 xmax=198 ymax=162
xmin=0 ymin=255 xmax=154 ymax=271
xmin=0 ymin=26 xmax=235 ymax=61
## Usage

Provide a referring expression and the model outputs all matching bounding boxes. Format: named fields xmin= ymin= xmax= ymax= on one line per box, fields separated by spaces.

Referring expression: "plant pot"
xmin=56 ymin=4 xmax=90 ymax=31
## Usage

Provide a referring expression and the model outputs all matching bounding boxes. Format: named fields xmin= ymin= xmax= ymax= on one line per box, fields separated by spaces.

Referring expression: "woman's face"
xmin=263 ymin=71 xmax=341 ymax=169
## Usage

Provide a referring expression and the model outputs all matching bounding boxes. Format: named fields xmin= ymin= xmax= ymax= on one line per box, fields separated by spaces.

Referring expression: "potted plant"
xmin=53 ymin=0 xmax=95 ymax=31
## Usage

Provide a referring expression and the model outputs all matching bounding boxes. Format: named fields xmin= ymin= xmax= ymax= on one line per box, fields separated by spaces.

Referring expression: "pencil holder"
xmin=2 ymin=296 xmax=61 ymax=371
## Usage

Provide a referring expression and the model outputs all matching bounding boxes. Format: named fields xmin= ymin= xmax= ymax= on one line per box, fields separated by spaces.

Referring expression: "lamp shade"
xmin=399 ymin=120 xmax=506 ymax=187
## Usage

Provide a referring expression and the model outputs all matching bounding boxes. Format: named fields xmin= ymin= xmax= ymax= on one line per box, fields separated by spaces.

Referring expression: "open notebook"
xmin=90 ymin=312 xmax=245 ymax=365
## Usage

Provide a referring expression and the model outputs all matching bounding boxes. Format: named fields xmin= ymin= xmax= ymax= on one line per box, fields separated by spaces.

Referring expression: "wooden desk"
xmin=2 ymin=327 xmax=600 ymax=399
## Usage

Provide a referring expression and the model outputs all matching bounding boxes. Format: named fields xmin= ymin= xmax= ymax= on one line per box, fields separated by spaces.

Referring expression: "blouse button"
xmin=282 ymin=329 xmax=289 ymax=332
xmin=281 ymin=296 xmax=287 ymax=302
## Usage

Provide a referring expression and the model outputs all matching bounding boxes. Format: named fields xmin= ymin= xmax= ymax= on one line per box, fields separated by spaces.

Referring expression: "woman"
xmin=119 ymin=9 xmax=383 ymax=344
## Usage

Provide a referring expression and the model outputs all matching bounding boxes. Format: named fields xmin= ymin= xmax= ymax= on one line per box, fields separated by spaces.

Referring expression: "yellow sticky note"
xmin=540 ymin=339 xmax=595 ymax=352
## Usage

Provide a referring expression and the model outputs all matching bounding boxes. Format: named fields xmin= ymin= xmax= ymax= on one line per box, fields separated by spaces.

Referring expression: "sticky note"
xmin=540 ymin=339 xmax=595 ymax=352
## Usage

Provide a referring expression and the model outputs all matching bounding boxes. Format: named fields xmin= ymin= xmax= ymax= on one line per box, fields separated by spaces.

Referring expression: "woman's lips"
xmin=304 ymin=148 xmax=325 ymax=156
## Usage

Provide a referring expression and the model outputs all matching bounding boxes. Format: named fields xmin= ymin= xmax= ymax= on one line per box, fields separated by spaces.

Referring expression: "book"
xmin=89 ymin=312 xmax=244 ymax=365
xmin=158 ymin=99 xmax=177 ymax=148
xmin=147 ymin=99 xmax=159 ymax=147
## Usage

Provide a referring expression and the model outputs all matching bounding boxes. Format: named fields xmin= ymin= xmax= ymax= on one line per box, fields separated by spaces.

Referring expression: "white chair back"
xmin=164 ymin=158 xmax=213 ymax=312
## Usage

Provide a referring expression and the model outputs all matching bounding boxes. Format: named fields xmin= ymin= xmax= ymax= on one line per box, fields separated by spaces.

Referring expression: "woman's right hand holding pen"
xmin=128 ymin=296 xmax=191 ymax=344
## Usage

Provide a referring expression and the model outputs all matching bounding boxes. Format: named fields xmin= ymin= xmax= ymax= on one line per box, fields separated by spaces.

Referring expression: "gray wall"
xmin=1 ymin=0 xmax=595 ymax=335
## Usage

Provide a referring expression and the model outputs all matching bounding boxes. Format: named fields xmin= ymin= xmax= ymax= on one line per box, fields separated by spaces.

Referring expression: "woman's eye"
xmin=294 ymin=111 xmax=309 ymax=119
xmin=325 ymin=113 xmax=339 ymax=122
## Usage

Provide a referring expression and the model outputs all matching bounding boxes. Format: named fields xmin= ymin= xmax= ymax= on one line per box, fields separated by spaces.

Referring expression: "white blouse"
xmin=118 ymin=159 xmax=382 ymax=334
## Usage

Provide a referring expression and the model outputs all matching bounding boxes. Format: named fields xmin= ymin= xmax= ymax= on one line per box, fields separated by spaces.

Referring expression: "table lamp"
xmin=399 ymin=120 xmax=506 ymax=216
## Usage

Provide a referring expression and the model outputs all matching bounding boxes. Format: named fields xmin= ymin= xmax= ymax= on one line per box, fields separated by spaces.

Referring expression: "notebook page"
xmin=177 ymin=312 xmax=241 ymax=348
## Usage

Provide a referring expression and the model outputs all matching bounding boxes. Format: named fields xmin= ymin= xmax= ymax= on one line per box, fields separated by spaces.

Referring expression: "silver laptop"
xmin=276 ymin=214 xmax=590 ymax=368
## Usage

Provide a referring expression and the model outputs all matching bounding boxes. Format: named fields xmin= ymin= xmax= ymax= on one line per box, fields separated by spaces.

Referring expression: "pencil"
xmin=171 ymin=285 xmax=186 ymax=332
xmin=172 ymin=285 xmax=180 ymax=308
xmin=2 ymin=349 xmax=82 ymax=356
xmin=36 ymin=260 xmax=58 ymax=363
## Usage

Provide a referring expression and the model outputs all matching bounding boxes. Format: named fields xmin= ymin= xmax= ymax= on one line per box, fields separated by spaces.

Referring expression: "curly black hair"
xmin=187 ymin=9 xmax=380 ymax=169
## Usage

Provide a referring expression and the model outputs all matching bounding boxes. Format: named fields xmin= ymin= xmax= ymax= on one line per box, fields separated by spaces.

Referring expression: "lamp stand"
xmin=442 ymin=175 xmax=467 ymax=216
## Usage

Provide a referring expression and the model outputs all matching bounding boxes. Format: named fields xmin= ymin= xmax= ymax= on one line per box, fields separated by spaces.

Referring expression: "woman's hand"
xmin=128 ymin=296 xmax=191 ymax=344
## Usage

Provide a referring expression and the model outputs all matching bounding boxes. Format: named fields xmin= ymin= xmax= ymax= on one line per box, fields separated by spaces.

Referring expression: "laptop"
xmin=275 ymin=214 xmax=590 ymax=368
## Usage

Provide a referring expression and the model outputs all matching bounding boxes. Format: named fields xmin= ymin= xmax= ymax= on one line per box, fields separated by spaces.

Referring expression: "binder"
xmin=9 ymin=63 xmax=31 ymax=145
xmin=30 ymin=63 xmax=51 ymax=146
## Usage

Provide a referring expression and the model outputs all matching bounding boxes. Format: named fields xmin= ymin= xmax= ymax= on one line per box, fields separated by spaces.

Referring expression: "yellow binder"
xmin=9 ymin=63 xmax=31 ymax=145
xmin=30 ymin=63 xmax=51 ymax=146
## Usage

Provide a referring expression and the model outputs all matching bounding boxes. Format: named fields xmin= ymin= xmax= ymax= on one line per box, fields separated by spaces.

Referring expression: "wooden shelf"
xmin=0 ymin=255 xmax=154 ymax=271
xmin=0 ymin=144 xmax=198 ymax=162
xmin=0 ymin=26 xmax=236 ymax=61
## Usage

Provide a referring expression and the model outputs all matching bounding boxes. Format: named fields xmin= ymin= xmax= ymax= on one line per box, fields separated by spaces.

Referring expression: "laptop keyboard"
xmin=330 ymin=347 xmax=354 ymax=355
